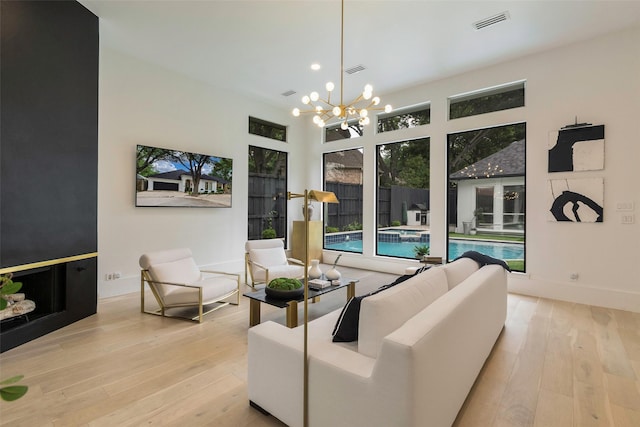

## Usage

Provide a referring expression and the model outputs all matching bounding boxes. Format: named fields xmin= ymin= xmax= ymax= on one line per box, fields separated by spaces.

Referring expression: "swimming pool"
xmin=325 ymin=238 xmax=524 ymax=260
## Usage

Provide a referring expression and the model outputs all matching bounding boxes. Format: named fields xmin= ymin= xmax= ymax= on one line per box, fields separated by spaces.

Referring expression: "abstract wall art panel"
xmin=548 ymin=125 xmax=604 ymax=172
xmin=547 ymin=178 xmax=604 ymax=223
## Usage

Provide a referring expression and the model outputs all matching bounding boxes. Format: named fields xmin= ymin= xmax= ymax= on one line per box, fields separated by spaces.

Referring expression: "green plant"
xmin=325 ymin=226 xmax=339 ymax=233
xmin=342 ymin=221 xmax=362 ymax=231
xmin=391 ymin=220 xmax=401 ymax=227
xmin=412 ymin=244 xmax=430 ymax=258
xmin=0 ymin=275 xmax=28 ymax=402
xmin=1 ymin=273 xmax=22 ymax=310
xmin=267 ymin=277 xmax=302 ymax=290
xmin=261 ymin=228 xmax=276 ymax=239
xmin=0 ymin=375 xmax=28 ymax=402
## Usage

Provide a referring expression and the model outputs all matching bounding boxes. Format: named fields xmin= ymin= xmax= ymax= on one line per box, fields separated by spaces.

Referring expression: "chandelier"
xmin=292 ymin=0 xmax=392 ymax=129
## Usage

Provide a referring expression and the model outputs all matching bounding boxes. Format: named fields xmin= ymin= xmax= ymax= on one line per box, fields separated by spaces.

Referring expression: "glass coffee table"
xmin=243 ymin=276 xmax=358 ymax=328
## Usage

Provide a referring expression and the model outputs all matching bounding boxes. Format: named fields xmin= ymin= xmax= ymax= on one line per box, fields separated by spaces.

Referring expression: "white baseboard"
xmin=508 ymin=273 xmax=640 ymax=313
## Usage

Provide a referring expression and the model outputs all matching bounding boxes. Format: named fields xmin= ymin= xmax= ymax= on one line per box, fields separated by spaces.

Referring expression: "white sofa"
xmin=247 ymin=258 xmax=507 ymax=427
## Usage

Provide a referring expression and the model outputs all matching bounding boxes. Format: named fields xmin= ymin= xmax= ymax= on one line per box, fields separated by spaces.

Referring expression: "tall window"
xmin=323 ymin=148 xmax=364 ymax=254
xmin=447 ymin=123 xmax=526 ymax=272
xmin=376 ymin=138 xmax=430 ymax=259
xmin=248 ymin=146 xmax=288 ymax=241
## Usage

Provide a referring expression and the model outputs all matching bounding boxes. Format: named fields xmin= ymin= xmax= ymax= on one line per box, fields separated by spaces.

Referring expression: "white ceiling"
xmin=80 ymin=0 xmax=640 ymax=110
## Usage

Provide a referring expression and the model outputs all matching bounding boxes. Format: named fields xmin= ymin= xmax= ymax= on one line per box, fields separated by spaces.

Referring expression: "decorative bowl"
xmin=265 ymin=286 xmax=304 ymax=299
xmin=265 ymin=278 xmax=304 ymax=299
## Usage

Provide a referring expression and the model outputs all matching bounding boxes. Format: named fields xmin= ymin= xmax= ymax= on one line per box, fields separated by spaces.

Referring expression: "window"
xmin=377 ymin=103 xmax=430 ymax=134
xmin=325 ymin=120 xmax=363 ymax=142
xmin=323 ymin=148 xmax=364 ymax=254
xmin=447 ymin=123 xmax=526 ymax=272
xmin=247 ymin=146 xmax=288 ymax=241
xmin=475 ymin=187 xmax=494 ymax=227
xmin=503 ymin=185 xmax=525 ymax=230
xmin=248 ymin=116 xmax=287 ymax=142
xmin=449 ymin=81 xmax=525 ymax=120
xmin=376 ymin=138 xmax=430 ymax=259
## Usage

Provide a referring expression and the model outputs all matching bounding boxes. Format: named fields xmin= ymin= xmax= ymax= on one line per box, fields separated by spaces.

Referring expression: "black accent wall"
xmin=1 ymin=0 xmax=98 ymax=267
xmin=0 ymin=0 xmax=98 ymax=351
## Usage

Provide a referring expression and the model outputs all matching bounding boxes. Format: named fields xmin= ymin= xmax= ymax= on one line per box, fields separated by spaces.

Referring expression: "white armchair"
xmin=139 ymin=248 xmax=240 ymax=323
xmin=245 ymin=239 xmax=305 ymax=288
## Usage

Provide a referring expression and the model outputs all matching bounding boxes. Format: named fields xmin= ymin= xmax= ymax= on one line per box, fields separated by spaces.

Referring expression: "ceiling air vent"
xmin=281 ymin=90 xmax=297 ymax=97
xmin=473 ymin=11 xmax=510 ymax=30
xmin=344 ymin=64 xmax=366 ymax=75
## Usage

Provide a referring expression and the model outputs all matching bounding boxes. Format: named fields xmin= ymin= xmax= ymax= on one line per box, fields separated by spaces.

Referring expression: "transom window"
xmin=449 ymin=81 xmax=525 ymax=120
xmin=377 ymin=103 xmax=430 ymax=134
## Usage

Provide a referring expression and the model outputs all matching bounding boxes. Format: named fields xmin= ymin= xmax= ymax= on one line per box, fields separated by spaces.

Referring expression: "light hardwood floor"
xmin=1 ymin=268 xmax=639 ymax=426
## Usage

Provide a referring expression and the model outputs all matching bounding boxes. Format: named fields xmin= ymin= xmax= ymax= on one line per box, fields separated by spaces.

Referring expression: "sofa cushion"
xmin=331 ymin=265 xmax=432 ymax=342
xmin=358 ymin=267 xmax=449 ymax=358
xmin=441 ymin=258 xmax=479 ymax=290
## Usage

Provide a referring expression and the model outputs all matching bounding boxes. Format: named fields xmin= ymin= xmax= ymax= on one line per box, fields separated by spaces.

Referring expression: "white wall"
xmin=314 ymin=26 xmax=640 ymax=312
xmin=98 ymin=47 xmax=309 ymax=297
xmin=99 ymin=26 xmax=639 ymax=312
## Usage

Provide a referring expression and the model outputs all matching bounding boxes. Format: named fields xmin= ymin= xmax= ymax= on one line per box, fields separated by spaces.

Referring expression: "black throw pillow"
xmin=331 ymin=264 xmax=432 ymax=342
xmin=455 ymin=250 xmax=511 ymax=272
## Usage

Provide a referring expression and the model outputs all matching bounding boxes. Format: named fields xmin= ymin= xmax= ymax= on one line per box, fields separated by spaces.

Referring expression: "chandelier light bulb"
xmin=291 ymin=1 xmax=386 ymax=128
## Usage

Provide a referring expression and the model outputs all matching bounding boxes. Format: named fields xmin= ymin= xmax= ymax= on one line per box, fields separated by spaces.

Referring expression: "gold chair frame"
xmin=140 ymin=269 xmax=240 ymax=323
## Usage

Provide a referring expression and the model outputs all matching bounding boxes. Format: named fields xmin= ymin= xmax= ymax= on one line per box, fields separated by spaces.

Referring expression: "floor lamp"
xmin=287 ymin=189 xmax=339 ymax=427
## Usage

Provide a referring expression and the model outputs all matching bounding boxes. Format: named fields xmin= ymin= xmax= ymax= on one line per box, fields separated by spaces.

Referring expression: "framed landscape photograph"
xmin=136 ymin=144 xmax=233 ymax=208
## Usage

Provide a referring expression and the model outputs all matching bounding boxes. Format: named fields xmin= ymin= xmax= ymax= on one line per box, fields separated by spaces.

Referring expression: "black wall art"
xmin=548 ymin=124 xmax=605 ymax=173
xmin=547 ymin=178 xmax=604 ymax=223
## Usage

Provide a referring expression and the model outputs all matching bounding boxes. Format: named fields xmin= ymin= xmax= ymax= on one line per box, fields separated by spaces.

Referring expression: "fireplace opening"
xmin=1 ymin=265 xmax=66 ymax=332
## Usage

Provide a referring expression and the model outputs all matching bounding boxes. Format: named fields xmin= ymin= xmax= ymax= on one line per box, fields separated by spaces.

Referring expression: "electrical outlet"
xmin=621 ymin=214 xmax=635 ymax=224
xmin=616 ymin=201 xmax=634 ymax=211
xmin=113 ymin=272 xmax=121 ymax=280
xmin=570 ymin=272 xmax=579 ymax=281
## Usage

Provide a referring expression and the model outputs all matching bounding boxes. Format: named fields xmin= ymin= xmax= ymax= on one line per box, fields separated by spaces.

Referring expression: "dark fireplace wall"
xmin=1 ymin=0 xmax=98 ymax=267
xmin=0 ymin=0 xmax=98 ymax=352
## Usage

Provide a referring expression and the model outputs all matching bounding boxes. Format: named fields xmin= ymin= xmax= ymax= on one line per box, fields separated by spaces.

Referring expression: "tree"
xmin=448 ymin=123 xmax=525 ymax=173
xmin=136 ymin=146 xmax=168 ymax=175
xmin=211 ymin=158 xmax=233 ymax=184
xmin=172 ymin=152 xmax=214 ymax=197
xmin=249 ymin=146 xmax=286 ymax=176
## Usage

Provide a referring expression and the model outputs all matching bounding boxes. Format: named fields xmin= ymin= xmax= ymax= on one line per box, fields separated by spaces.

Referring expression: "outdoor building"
xmin=450 ymin=140 xmax=525 ymax=234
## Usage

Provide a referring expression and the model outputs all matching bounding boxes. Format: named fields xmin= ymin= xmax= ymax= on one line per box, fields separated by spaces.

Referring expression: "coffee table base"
xmin=248 ymin=281 xmax=356 ymax=328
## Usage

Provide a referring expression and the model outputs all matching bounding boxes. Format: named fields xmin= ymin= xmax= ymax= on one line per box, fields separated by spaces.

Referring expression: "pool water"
xmin=325 ymin=239 xmax=524 ymax=260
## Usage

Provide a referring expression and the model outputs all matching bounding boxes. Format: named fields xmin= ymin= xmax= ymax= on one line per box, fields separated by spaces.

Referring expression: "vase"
xmin=308 ymin=259 xmax=322 ymax=279
xmin=325 ymin=267 xmax=341 ymax=281
xmin=302 ymin=203 xmax=314 ymax=221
